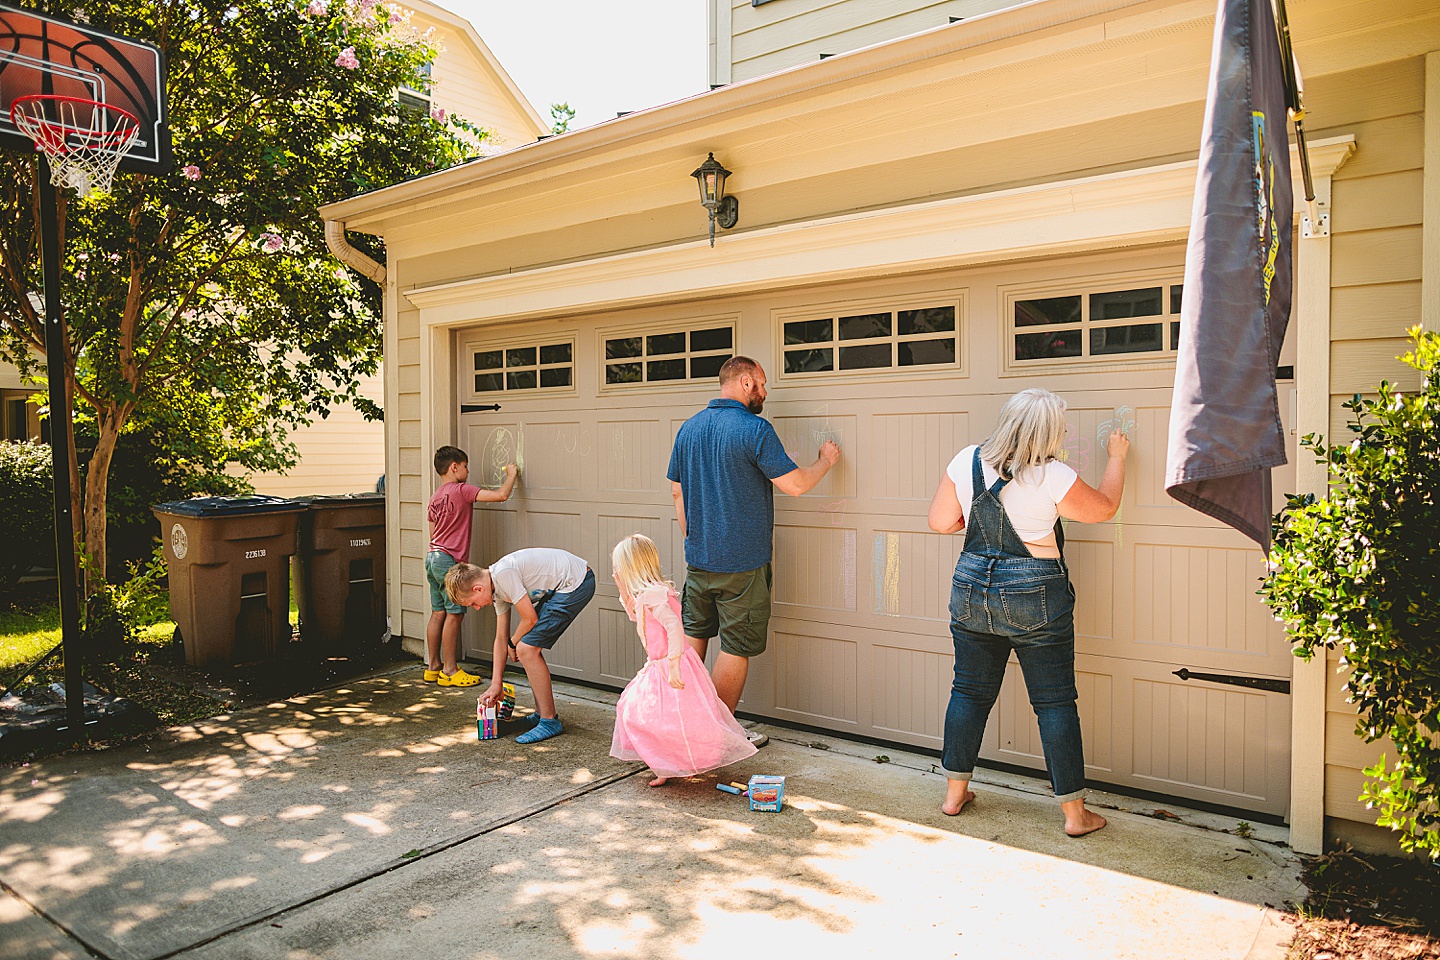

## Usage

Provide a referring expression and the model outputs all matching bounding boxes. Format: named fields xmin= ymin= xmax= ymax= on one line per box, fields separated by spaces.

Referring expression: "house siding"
xmin=726 ymin=0 xmax=1023 ymax=84
xmin=1307 ymin=55 xmax=1428 ymax=840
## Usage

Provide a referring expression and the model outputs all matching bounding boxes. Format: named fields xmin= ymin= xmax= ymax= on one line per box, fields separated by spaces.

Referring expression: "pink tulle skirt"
xmin=610 ymin=647 xmax=757 ymax=778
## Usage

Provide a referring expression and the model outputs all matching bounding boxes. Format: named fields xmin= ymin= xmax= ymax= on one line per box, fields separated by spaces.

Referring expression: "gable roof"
xmin=406 ymin=0 xmax=548 ymax=139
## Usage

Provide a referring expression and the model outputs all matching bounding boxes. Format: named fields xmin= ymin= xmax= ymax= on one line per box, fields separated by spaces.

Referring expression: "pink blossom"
xmin=353 ymin=0 xmax=377 ymax=15
xmin=182 ymin=164 xmax=201 ymax=180
xmin=335 ymin=46 xmax=359 ymax=70
xmin=430 ymin=105 xmax=447 ymax=123
xmin=304 ymin=0 xmax=327 ymax=15
xmin=259 ymin=233 xmax=284 ymax=253
xmin=387 ymin=5 xmax=405 ymax=25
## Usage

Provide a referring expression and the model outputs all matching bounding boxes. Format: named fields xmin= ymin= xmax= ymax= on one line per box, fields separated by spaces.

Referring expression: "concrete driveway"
xmin=0 ymin=669 xmax=1303 ymax=960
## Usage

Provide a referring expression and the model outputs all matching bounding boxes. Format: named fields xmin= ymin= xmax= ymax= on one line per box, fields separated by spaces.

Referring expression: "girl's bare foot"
xmin=648 ymin=775 xmax=669 ymax=787
xmin=1064 ymin=809 xmax=1107 ymax=837
xmin=942 ymin=781 xmax=975 ymax=816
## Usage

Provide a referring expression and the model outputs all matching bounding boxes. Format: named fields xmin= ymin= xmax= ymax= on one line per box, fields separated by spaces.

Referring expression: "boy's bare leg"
xmin=426 ymin=611 xmax=446 ymax=671
xmin=712 ymin=652 xmax=749 ymax=714
xmin=441 ymin=612 xmax=464 ymax=674
xmin=516 ymin=643 xmax=557 ymax=717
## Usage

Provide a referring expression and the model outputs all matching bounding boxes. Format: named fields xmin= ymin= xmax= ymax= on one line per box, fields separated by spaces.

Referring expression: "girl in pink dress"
xmin=609 ymin=534 xmax=757 ymax=786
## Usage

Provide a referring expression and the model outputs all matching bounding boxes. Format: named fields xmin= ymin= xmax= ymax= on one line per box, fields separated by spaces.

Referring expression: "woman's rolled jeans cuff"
xmin=941 ymin=767 xmax=1088 ymax=804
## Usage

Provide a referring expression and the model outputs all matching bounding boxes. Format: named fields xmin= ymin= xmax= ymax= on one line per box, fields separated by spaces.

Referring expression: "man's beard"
xmin=745 ymin=389 xmax=764 ymax=414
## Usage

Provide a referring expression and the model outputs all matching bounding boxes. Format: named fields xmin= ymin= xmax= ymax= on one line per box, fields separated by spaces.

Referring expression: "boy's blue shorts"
xmin=425 ymin=550 xmax=464 ymax=615
xmin=521 ymin=569 xmax=596 ymax=649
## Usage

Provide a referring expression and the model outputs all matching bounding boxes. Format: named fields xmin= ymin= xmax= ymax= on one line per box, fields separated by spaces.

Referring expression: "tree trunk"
xmin=83 ymin=409 xmax=122 ymax=584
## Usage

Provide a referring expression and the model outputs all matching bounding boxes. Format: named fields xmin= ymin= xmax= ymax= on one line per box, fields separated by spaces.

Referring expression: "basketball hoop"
xmin=9 ymin=95 xmax=140 ymax=198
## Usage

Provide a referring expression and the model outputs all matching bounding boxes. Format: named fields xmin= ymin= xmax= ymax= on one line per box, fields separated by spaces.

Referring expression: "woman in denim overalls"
xmin=928 ymin=389 xmax=1129 ymax=837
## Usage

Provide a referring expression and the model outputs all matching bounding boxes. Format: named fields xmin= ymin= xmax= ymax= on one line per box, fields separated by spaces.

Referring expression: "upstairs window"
xmin=398 ymin=61 xmax=433 ymax=113
xmin=603 ymin=323 xmax=735 ymax=386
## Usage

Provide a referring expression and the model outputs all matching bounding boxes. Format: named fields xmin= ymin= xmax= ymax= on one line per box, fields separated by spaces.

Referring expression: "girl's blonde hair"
xmin=611 ymin=533 xmax=670 ymax=596
xmin=979 ymin=388 xmax=1068 ymax=482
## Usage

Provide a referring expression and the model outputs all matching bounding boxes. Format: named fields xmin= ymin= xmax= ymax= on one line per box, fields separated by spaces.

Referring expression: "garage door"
xmin=455 ymin=253 xmax=1295 ymax=817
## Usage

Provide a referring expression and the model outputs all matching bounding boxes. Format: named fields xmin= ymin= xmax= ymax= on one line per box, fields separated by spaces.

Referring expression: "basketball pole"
xmin=37 ymin=158 xmax=86 ymax=738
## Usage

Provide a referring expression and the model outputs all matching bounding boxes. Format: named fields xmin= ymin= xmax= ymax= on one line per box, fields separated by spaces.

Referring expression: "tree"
xmin=550 ymin=102 xmax=576 ymax=135
xmin=0 ymin=0 xmax=488 ymax=580
xmin=1262 ymin=328 xmax=1440 ymax=858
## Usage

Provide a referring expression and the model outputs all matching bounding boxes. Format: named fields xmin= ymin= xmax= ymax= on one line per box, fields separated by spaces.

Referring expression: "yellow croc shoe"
xmin=423 ymin=668 xmax=442 ymax=683
xmin=437 ymin=668 xmax=482 ymax=687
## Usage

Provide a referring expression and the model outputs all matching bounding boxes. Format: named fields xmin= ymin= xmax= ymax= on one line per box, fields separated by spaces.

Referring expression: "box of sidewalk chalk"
xmin=477 ymin=683 xmax=516 ymax=740
xmin=747 ymin=775 xmax=785 ymax=812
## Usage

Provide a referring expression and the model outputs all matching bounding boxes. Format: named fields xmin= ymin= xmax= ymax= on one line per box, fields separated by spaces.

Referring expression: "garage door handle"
xmin=1172 ymin=668 xmax=1290 ymax=695
xmin=460 ymin=403 xmax=502 ymax=413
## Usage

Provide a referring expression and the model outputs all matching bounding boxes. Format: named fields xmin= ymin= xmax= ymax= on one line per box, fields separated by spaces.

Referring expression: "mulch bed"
xmin=1288 ymin=846 xmax=1440 ymax=960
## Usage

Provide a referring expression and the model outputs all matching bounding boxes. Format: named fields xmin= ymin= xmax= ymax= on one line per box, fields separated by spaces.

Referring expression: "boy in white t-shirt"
xmin=445 ymin=548 xmax=595 ymax=744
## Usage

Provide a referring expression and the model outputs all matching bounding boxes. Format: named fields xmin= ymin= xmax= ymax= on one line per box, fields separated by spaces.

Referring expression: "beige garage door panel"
xmin=757 ymin=615 xmax=953 ymax=735
xmin=991 ymin=654 xmax=1290 ymax=815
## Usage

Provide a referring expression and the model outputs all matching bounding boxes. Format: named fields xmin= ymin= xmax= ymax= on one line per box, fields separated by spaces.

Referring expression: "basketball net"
xmin=10 ymin=95 xmax=140 ymax=199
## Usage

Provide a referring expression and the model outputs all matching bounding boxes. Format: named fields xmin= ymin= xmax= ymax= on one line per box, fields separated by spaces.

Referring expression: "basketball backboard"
xmin=0 ymin=3 xmax=168 ymax=173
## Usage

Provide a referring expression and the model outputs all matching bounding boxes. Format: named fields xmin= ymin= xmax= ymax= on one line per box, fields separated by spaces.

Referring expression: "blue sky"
xmin=442 ymin=0 xmax=710 ymax=132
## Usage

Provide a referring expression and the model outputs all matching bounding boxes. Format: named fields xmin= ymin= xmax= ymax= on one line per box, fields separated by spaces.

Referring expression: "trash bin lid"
xmin=295 ymin=493 xmax=386 ymax=507
xmin=153 ymin=495 xmax=307 ymax=517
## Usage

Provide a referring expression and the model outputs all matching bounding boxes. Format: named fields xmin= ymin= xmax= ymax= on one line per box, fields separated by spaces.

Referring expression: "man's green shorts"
xmin=680 ymin=563 xmax=772 ymax=658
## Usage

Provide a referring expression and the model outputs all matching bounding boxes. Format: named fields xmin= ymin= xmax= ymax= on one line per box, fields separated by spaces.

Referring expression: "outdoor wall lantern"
xmin=691 ymin=152 xmax=739 ymax=246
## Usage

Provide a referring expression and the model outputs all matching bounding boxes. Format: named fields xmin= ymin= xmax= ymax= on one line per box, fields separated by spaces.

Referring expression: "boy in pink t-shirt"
xmin=424 ymin=445 xmax=518 ymax=686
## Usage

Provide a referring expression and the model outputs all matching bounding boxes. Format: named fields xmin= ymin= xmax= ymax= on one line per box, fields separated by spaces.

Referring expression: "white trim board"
xmin=405 ymin=138 xmax=1357 ymax=332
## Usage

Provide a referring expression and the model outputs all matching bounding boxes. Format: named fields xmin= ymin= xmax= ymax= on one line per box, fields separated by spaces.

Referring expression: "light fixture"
xmin=690 ymin=152 xmax=739 ymax=247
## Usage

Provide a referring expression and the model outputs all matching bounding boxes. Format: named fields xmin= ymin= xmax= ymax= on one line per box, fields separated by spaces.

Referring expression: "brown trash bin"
xmin=293 ymin=493 xmax=386 ymax=658
xmin=153 ymin=496 xmax=305 ymax=668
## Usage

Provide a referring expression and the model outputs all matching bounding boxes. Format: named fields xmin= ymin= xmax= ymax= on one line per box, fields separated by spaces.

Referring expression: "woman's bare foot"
xmin=648 ymin=775 xmax=669 ymax=787
xmin=1064 ymin=808 xmax=1107 ymax=837
xmin=942 ymin=780 xmax=975 ymax=816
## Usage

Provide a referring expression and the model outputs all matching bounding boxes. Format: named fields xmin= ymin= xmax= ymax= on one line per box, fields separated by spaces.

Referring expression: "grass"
xmin=3 ymin=572 xmax=401 ymax=761
xmin=1 ymin=580 xmax=230 ymax=758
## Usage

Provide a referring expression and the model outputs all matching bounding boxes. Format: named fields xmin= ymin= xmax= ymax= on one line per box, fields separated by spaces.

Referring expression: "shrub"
xmin=1262 ymin=327 xmax=1440 ymax=858
xmin=0 ymin=441 xmax=56 ymax=596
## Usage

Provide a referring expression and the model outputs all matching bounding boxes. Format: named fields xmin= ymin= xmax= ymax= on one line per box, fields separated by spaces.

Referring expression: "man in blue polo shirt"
xmin=667 ymin=356 xmax=841 ymax=741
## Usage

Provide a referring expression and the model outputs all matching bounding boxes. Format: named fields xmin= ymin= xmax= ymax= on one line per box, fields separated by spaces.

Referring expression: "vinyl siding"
xmin=726 ymin=0 xmax=1022 ymax=84
xmin=247 ymin=371 xmax=385 ymax=498
xmin=409 ymin=9 xmax=544 ymax=149
xmin=1310 ymin=55 xmax=1428 ymax=832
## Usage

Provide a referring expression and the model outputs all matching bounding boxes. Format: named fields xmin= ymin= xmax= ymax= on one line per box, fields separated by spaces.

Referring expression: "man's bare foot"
xmin=649 ymin=775 xmax=669 ymax=787
xmin=1064 ymin=809 xmax=1107 ymax=837
xmin=942 ymin=782 xmax=975 ymax=816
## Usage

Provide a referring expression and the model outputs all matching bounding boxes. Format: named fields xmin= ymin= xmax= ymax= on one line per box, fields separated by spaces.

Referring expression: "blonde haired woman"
xmin=927 ymin=388 xmax=1129 ymax=836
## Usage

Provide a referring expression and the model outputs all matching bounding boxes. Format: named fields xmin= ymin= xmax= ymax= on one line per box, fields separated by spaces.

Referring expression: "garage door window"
xmin=780 ymin=302 xmax=960 ymax=377
xmin=602 ymin=323 xmax=734 ymax=386
xmin=471 ymin=338 xmax=574 ymax=393
xmin=1009 ymin=280 xmax=1183 ymax=366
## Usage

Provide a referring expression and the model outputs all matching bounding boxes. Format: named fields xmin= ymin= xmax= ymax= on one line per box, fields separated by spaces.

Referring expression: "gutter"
xmin=324 ymin=218 xmax=386 ymax=284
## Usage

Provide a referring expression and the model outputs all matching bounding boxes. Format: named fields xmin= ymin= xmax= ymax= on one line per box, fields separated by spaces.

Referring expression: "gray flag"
xmin=1165 ymin=0 xmax=1293 ymax=551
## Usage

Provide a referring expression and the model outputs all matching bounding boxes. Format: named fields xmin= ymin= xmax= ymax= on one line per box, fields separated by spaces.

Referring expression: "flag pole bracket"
xmin=1301 ymin=200 xmax=1329 ymax=239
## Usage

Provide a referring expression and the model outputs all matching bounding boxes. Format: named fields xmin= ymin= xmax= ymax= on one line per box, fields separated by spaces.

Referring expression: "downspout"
xmin=324 ymin=218 xmax=386 ymax=284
